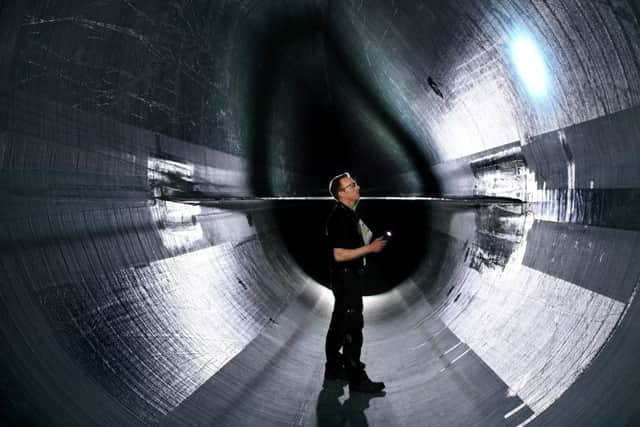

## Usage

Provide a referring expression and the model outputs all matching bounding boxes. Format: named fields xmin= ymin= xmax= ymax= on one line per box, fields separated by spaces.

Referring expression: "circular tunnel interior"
xmin=2 ymin=1 xmax=640 ymax=426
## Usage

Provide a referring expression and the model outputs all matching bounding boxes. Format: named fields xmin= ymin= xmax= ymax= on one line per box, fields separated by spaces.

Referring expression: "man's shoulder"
xmin=326 ymin=203 xmax=344 ymax=226
xmin=327 ymin=202 xmax=352 ymax=222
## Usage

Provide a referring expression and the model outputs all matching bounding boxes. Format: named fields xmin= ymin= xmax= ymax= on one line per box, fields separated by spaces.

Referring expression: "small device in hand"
xmin=383 ymin=231 xmax=392 ymax=240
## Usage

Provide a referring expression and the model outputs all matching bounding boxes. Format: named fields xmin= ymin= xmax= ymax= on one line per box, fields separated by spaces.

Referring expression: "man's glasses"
xmin=340 ymin=180 xmax=358 ymax=191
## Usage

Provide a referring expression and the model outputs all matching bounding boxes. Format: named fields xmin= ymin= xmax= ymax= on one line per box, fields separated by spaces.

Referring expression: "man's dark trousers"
xmin=325 ymin=267 xmax=365 ymax=378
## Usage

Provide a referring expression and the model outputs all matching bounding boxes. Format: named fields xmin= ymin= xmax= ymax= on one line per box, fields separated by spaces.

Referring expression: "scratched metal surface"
xmin=2 ymin=1 xmax=640 ymax=426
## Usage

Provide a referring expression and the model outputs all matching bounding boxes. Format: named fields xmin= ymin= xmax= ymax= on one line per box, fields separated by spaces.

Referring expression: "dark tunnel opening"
xmin=273 ymin=200 xmax=433 ymax=295
xmin=244 ymin=11 xmax=442 ymax=293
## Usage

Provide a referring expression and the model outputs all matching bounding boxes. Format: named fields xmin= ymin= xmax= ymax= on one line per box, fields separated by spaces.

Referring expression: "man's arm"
xmin=333 ymin=237 xmax=387 ymax=262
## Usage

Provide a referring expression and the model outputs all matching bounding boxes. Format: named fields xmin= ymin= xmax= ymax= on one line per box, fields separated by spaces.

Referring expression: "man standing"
xmin=324 ymin=172 xmax=387 ymax=393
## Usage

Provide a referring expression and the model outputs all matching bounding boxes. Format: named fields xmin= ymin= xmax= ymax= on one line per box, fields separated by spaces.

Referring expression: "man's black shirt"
xmin=326 ymin=201 xmax=365 ymax=271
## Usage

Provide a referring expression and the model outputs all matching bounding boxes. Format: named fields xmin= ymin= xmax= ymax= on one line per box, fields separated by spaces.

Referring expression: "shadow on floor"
xmin=315 ymin=380 xmax=386 ymax=427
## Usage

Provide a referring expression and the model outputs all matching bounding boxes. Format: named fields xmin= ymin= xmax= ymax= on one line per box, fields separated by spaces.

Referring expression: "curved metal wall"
xmin=1 ymin=1 xmax=640 ymax=426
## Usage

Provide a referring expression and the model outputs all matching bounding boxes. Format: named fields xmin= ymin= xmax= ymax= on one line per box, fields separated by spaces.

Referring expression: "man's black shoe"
xmin=349 ymin=377 xmax=385 ymax=393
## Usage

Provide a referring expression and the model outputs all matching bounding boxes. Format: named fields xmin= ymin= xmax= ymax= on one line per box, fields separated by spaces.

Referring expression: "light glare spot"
xmin=510 ymin=36 xmax=549 ymax=98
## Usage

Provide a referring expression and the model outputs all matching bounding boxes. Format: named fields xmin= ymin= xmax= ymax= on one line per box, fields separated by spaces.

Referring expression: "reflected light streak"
xmin=428 ymin=78 xmax=519 ymax=162
xmin=174 ymin=196 xmax=524 ymax=204
xmin=157 ymin=201 xmax=204 ymax=250
xmin=438 ymin=209 xmax=624 ymax=419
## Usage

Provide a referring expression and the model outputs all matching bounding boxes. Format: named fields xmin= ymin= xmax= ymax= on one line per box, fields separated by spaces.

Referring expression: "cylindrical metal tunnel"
xmin=1 ymin=1 xmax=640 ymax=426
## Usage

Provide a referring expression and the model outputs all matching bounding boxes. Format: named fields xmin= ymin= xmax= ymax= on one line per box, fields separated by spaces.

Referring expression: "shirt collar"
xmin=337 ymin=201 xmax=357 ymax=212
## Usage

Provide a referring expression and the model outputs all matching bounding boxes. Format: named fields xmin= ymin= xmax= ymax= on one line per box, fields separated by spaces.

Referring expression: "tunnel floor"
xmin=163 ymin=280 xmax=533 ymax=427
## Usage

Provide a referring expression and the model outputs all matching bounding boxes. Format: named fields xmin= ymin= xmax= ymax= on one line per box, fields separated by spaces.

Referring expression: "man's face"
xmin=338 ymin=176 xmax=360 ymax=203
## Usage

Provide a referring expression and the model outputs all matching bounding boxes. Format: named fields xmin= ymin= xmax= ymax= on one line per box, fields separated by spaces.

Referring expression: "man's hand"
xmin=368 ymin=236 xmax=388 ymax=253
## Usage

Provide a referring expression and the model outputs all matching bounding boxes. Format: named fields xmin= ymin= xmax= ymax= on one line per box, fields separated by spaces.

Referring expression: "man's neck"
xmin=339 ymin=199 xmax=357 ymax=210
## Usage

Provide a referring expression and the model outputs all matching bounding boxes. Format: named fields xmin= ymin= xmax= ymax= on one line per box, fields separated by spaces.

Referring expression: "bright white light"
xmin=510 ymin=36 xmax=549 ymax=99
xmin=147 ymin=156 xmax=194 ymax=183
xmin=157 ymin=201 xmax=204 ymax=250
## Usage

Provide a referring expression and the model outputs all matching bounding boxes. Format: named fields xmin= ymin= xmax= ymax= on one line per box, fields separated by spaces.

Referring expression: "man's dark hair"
xmin=329 ymin=172 xmax=350 ymax=200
